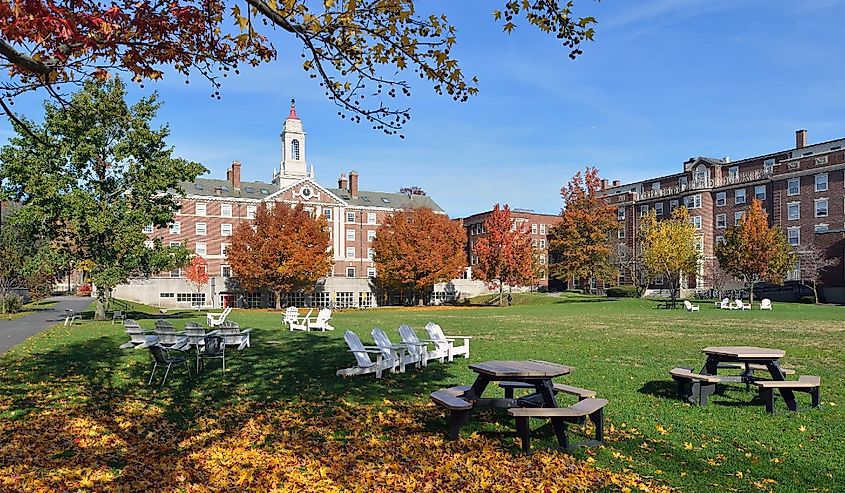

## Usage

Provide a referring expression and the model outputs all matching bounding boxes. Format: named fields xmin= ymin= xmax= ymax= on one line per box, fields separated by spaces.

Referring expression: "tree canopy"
xmin=472 ymin=203 xmax=535 ymax=305
xmin=715 ymin=199 xmax=794 ymax=303
xmin=372 ymin=208 xmax=466 ymax=303
xmin=639 ymin=207 xmax=700 ymax=302
xmin=548 ymin=167 xmax=618 ymax=288
xmin=226 ymin=202 xmax=332 ymax=309
xmin=0 ymin=78 xmax=201 ymax=318
xmin=0 ymin=1 xmax=596 ymax=134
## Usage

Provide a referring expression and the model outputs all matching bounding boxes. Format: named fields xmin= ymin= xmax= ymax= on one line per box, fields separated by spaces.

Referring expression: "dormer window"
xmin=291 ymin=139 xmax=301 ymax=160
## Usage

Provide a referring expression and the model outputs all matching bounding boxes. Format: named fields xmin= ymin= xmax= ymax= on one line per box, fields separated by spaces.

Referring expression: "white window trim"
xmin=346 ymin=229 xmax=356 ymax=241
xmin=715 ymin=192 xmax=726 ymax=207
xmin=195 ymin=202 xmax=207 ymax=216
xmin=787 ymin=178 xmax=800 ymax=196
xmin=787 ymin=202 xmax=800 ymax=221
xmin=815 ymin=173 xmax=829 ymax=192
xmin=221 ymin=223 xmax=233 ymax=236
xmin=716 ymin=213 xmax=726 ymax=229
xmin=221 ymin=203 xmax=233 ymax=217
xmin=814 ymin=198 xmax=829 ymax=218
xmin=735 ymin=188 xmax=746 ymax=205
xmin=195 ymin=242 xmax=207 ymax=256
xmin=787 ymin=227 xmax=801 ymax=246
xmin=195 ymin=222 xmax=207 ymax=235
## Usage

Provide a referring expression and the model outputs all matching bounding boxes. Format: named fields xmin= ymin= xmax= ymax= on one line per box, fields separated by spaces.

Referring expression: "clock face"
xmin=301 ymin=186 xmax=313 ymax=199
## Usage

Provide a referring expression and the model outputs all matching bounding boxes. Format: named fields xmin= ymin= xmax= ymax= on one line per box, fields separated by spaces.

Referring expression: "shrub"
xmin=800 ymin=296 xmax=815 ymax=304
xmin=1 ymin=294 xmax=23 ymax=314
xmin=76 ymin=283 xmax=92 ymax=296
xmin=606 ymin=286 xmax=639 ymax=298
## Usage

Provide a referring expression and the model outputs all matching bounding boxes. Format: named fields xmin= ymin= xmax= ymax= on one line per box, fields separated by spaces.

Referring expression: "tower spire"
xmin=288 ymin=98 xmax=299 ymax=120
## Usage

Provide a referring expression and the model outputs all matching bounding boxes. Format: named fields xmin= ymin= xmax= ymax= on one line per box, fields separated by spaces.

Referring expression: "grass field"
xmin=0 ymin=293 xmax=842 ymax=492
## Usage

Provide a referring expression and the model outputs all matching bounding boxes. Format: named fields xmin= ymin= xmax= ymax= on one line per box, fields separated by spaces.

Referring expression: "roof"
xmin=180 ymin=178 xmax=278 ymax=200
xmin=326 ymin=188 xmax=444 ymax=212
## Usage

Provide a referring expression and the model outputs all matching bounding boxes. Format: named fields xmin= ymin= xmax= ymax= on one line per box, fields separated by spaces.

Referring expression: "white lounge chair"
xmin=717 ymin=298 xmax=730 ymax=309
xmin=307 ymin=308 xmax=334 ymax=331
xmin=206 ymin=306 xmax=232 ymax=327
xmin=213 ymin=321 xmax=252 ymax=350
xmin=684 ymin=300 xmax=700 ymax=312
xmin=736 ymin=299 xmax=751 ymax=311
xmin=119 ymin=319 xmax=154 ymax=349
xmin=285 ymin=308 xmax=313 ymax=331
xmin=372 ymin=327 xmax=419 ymax=372
xmin=424 ymin=322 xmax=471 ymax=362
xmin=760 ymin=298 xmax=773 ymax=310
xmin=336 ymin=330 xmax=398 ymax=379
xmin=399 ymin=324 xmax=440 ymax=365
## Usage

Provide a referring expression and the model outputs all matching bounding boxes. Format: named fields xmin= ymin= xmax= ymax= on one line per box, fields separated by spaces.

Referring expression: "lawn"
xmin=0 ymin=293 xmax=842 ymax=492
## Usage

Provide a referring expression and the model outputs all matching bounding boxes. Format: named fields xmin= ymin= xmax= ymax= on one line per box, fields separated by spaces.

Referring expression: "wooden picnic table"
xmin=447 ymin=360 xmax=573 ymax=444
xmin=698 ymin=346 xmax=795 ymax=409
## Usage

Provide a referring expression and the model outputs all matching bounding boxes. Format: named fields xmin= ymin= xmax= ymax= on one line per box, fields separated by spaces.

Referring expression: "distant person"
xmin=507 ymin=293 xmax=513 ymax=306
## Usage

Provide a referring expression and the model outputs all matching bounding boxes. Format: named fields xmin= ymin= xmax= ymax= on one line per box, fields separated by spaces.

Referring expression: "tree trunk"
xmin=275 ymin=290 xmax=282 ymax=310
xmin=749 ymin=281 xmax=754 ymax=304
xmin=812 ymin=281 xmax=819 ymax=304
xmin=94 ymin=299 xmax=106 ymax=320
xmin=499 ymin=283 xmax=504 ymax=307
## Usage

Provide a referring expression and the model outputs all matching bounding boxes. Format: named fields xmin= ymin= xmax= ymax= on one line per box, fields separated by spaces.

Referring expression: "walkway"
xmin=0 ymin=296 xmax=94 ymax=355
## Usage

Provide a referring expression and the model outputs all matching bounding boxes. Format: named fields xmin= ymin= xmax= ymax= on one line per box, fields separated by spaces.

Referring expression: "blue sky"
xmin=3 ymin=0 xmax=845 ymax=217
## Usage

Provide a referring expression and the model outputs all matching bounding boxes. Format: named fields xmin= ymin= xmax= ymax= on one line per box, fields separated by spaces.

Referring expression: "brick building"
xmin=456 ymin=208 xmax=563 ymax=289
xmin=114 ymin=103 xmax=444 ymax=309
xmin=601 ymin=129 xmax=845 ymax=302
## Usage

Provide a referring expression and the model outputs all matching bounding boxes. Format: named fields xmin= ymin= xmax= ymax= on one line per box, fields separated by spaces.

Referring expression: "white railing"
xmin=638 ymin=170 xmax=772 ymax=201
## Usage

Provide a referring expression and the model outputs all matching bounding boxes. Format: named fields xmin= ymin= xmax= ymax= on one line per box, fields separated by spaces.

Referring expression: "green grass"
xmin=1 ymin=293 xmax=842 ymax=492
xmin=1 ymin=299 xmax=59 ymax=320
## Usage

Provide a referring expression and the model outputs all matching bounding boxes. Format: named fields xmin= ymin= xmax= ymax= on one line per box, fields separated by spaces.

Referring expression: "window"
xmin=367 ymin=248 xmax=375 ymax=260
xmin=816 ymin=173 xmax=829 ymax=192
xmin=539 ymin=239 xmax=546 ymax=249
xmin=763 ymin=158 xmax=775 ymax=173
xmin=694 ymin=236 xmax=703 ymax=253
xmin=169 ymin=269 xmax=181 ymax=278
xmin=160 ymin=292 xmax=175 ymax=298
xmin=691 ymin=216 xmax=702 ymax=229
xmin=694 ymin=169 xmax=708 ymax=182
xmin=195 ymin=202 xmax=206 ymax=216
xmin=540 ymin=224 xmax=546 ymax=234
xmin=755 ymin=185 xmax=766 ymax=200
xmin=715 ymin=192 xmax=726 ymax=207
xmin=346 ymin=267 xmax=355 ymax=278
xmin=221 ymin=224 xmax=232 ymax=236
xmin=735 ymin=211 xmax=744 ymax=225
xmin=367 ymin=212 xmax=377 ymax=225
xmin=716 ymin=235 xmax=726 ymax=246
xmin=654 ymin=274 xmax=664 ymax=285
xmin=617 ymin=207 xmax=626 ymax=221
xmin=245 ymin=205 xmax=256 ymax=219
xmin=221 ymin=265 xmax=231 ymax=278
xmin=346 ymin=211 xmax=355 ymax=223
xmin=716 ymin=213 xmax=726 ymax=229
xmin=346 ymin=229 xmax=355 ymax=241
xmin=221 ymin=243 xmax=230 ymax=256
xmin=685 ymin=194 xmax=701 ymax=209
xmin=655 ymin=202 xmax=664 ymax=216
xmin=788 ymin=178 xmax=800 ymax=196
xmin=367 ymin=267 xmax=377 ymax=278
xmin=618 ymin=229 xmax=626 ymax=239
xmin=531 ymin=224 xmax=538 ymax=234
xmin=176 ymin=293 xmax=206 ymax=306
xmin=169 ymin=241 xmax=181 ymax=247
xmin=651 ymin=182 xmax=661 ymax=191
xmin=367 ymin=230 xmax=376 ymax=242
xmin=169 ymin=221 xmax=181 ymax=234
xmin=539 ymin=255 xmax=546 ymax=265
xmin=788 ymin=227 xmax=800 ymax=246
xmin=815 ymin=198 xmax=829 ymax=217
xmin=640 ymin=205 xmax=648 ymax=217
xmin=221 ymin=203 xmax=232 ymax=217
xmin=144 ymin=240 xmax=154 ymax=249
xmin=815 ymin=224 xmax=829 ymax=233
xmin=323 ymin=208 xmax=332 ymax=220
xmin=735 ymin=188 xmax=746 ymax=205
xmin=195 ymin=242 xmax=207 ymax=256
xmin=195 ymin=222 xmax=207 ymax=235
xmin=728 ymin=166 xmax=739 ymax=179
xmin=346 ymin=247 xmax=355 ymax=258
xmin=679 ymin=176 xmax=688 ymax=187
xmin=291 ymin=139 xmax=301 ymax=160
xmin=787 ymin=202 xmax=800 ymax=221
xmin=143 ymin=224 xmax=154 ymax=234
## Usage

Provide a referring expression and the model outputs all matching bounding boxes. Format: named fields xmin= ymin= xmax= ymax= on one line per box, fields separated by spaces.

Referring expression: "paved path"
xmin=0 ymin=296 xmax=94 ymax=355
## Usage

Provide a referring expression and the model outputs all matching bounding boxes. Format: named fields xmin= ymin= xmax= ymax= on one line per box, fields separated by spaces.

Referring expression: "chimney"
xmin=796 ymin=129 xmax=807 ymax=149
xmin=348 ymin=170 xmax=359 ymax=198
xmin=338 ymin=173 xmax=348 ymax=190
xmin=612 ymin=180 xmax=621 ymax=187
xmin=230 ymin=161 xmax=242 ymax=188
xmin=723 ymin=156 xmax=731 ymax=163
xmin=600 ymin=179 xmax=609 ymax=190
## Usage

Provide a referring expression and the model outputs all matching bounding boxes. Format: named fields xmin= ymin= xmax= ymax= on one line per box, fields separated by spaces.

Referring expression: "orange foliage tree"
xmin=372 ymin=208 xmax=466 ymax=305
xmin=472 ymin=204 xmax=535 ymax=306
xmin=227 ymin=203 xmax=332 ymax=309
xmin=548 ymin=167 xmax=618 ymax=290
xmin=184 ymin=256 xmax=209 ymax=307
xmin=715 ymin=199 xmax=794 ymax=303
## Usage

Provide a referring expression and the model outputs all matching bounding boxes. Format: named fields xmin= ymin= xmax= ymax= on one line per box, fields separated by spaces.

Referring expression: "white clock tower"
xmin=273 ymin=99 xmax=314 ymax=187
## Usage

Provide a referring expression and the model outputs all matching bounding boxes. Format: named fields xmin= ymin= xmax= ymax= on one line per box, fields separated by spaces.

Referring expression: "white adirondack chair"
xmin=307 ymin=308 xmax=334 ymax=331
xmin=760 ymin=298 xmax=773 ymax=310
xmin=736 ymin=299 xmax=751 ymax=310
xmin=120 ymin=319 xmax=154 ymax=349
xmin=398 ymin=324 xmax=440 ymax=365
xmin=336 ymin=330 xmax=398 ymax=378
xmin=206 ymin=306 xmax=232 ymax=327
xmin=285 ymin=308 xmax=313 ymax=331
xmin=424 ymin=322 xmax=471 ymax=362
xmin=718 ymin=298 xmax=731 ymax=309
xmin=684 ymin=300 xmax=700 ymax=312
xmin=372 ymin=327 xmax=424 ymax=371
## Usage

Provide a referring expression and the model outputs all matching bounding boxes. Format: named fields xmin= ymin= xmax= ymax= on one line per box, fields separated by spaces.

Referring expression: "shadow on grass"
xmin=554 ymin=298 xmax=619 ymax=304
xmin=638 ymin=380 xmax=678 ymax=400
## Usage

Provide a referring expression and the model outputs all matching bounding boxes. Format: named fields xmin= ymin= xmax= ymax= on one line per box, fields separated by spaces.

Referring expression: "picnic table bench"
xmin=509 ymin=398 xmax=608 ymax=452
xmin=499 ymin=381 xmax=597 ymax=400
xmin=757 ymin=376 xmax=821 ymax=413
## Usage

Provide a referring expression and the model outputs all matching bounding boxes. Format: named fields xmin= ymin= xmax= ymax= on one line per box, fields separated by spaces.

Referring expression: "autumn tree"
xmin=548 ymin=167 xmax=618 ymax=291
xmin=640 ymin=207 xmax=700 ymax=304
xmin=703 ymin=258 xmax=735 ymax=298
xmin=185 ymin=256 xmax=210 ymax=307
xmin=0 ymin=1 xmax=596 ymax=134
xmin=398 ymin=186 xmax=427 ymax=196
xmin=227 ymin=203 xmax=332 ymax=309
xmin=795 ymin=242 xmax=839 ymax=304
xmin=472 ymin=204 xmax=535 ymax=306
xmin=372 ymin=208 xmax=466 ymax=305
xmin=615 ymin=243 xmax=650 ymax=297
xmin=0 ymin=79 xmax=199 ymax=319
xmin=716 ymin=199 xmax=794 ymax=304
